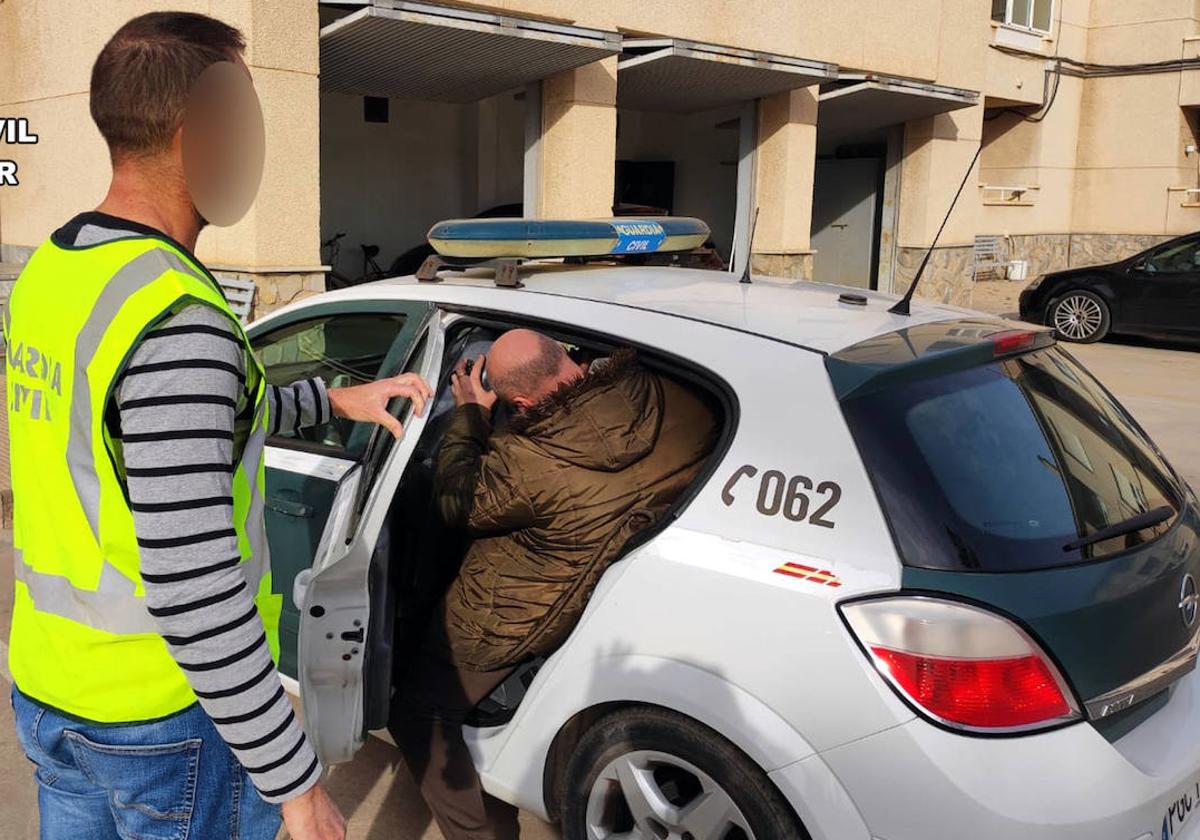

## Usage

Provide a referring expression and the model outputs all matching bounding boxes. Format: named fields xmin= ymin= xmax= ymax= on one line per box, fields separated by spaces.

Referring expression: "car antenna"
xmin=888 ymin=143 xmax=983 ymax=316
xmin=739 ymin=207 xmax=760 ymax=284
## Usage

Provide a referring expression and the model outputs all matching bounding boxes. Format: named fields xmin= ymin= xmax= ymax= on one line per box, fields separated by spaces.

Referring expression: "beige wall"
xmin=475 ymin=0 xmax=986 ymax=270
xmin=755 ymin=89 xmax=819 ymax=260
xmin=1073 ymin=2 xmax=1200 ymax=235
xmin=0 ymin=0 xmax=1010 ymax=285
xmin=496 ymin=0 xmax=968 ymax=89
xmin=535 ymin=58 xmax=618 ymax=219
xmin=0 ymin=0 xmax=321 ymax=270
xmin=979 ymin=72 xmax=1087 ymax=238
xmin=978 ymin=0 xmax=1200 ymax=255
xmin=899 ymin=105 xmax=985 ymax=249
xmin=4 ymin=0 xmax=1199 ymax=299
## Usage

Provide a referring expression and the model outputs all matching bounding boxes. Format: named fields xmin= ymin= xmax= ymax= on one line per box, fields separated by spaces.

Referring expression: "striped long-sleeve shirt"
xmin=116 ymin=302 xmax=327 ymax=803
xmin=60 ymin=210 xmax=330 ymax=803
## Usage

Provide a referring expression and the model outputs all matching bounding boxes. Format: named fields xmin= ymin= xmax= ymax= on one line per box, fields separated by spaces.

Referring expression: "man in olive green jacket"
xmin=391 ymin=329 xmax=717 ymax=840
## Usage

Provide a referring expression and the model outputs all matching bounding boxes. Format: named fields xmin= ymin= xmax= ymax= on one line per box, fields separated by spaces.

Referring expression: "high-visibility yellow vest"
xmin=4 ymin=234 xmax=280 ymax=722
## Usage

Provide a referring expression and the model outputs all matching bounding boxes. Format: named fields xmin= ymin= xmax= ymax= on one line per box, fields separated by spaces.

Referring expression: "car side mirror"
xmin=1131 ymin=259 xmax=1152 ymax=274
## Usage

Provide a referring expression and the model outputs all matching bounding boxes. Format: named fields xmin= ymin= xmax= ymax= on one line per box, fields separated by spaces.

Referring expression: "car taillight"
xmin=841 ymin=596 xmax=1080 ymax=733
xmin=990 ymin=329 xmax=1040 ymax=357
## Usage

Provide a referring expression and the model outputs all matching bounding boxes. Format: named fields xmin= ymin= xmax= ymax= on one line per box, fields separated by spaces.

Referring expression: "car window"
xmin=841 ymin=347 xmax=1180 ymax=572
xmin=351 ymin=331 xmax=431 ymax=526
xmin=1145 ymin=239 xmax=1200 ymax=274
xmin=255 ymin=312 xmax=407 ymax=453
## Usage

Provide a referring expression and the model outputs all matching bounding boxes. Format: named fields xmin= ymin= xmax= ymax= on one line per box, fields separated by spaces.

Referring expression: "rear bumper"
xmin=815 ymin=666 xmax=1200 ymax=840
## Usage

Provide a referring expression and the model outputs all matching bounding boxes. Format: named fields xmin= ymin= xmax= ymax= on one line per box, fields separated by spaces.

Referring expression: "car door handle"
xmin=830 ymin=223 xmax=848 ymax=229
xmin=266 ymin=497 xmax=314 ymax=518
xmin=293 ymin=568 xmax=312 ymax=610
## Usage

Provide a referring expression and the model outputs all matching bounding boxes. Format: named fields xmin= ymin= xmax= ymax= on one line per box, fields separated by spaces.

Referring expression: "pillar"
xmin=206 ymin=0 xmax=324 ymax=316
xmin=894 ymin=104 xmax=984 ymax=305
xmin=532 ymin=57 xmax=618 ymax=219
xmin=750 ymin=87 xmax=819 ymax=282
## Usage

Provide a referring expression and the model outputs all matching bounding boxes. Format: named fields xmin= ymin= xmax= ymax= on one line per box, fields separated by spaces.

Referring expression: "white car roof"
xmin=299 ymin=264 xmax=994 ymax=355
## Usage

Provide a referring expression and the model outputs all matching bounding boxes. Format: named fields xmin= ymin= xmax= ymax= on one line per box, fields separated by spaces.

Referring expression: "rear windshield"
xmin=841 ymin=347 xmax=1181 ymax=572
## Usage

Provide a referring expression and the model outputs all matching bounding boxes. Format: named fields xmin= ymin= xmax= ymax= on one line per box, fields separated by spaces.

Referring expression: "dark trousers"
xmin=390 ymin=623 xmax=517 ymax=840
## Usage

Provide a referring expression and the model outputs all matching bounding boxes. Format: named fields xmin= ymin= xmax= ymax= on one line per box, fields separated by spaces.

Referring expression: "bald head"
xmin=487 ymin=329 xmax=582 ymax=410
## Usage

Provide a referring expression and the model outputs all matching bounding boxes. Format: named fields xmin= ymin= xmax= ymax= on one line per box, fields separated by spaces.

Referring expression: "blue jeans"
xmin=12 ymin=687 xmax=281 ymax=840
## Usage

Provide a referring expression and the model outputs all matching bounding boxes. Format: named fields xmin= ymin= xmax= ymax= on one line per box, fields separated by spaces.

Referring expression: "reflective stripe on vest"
xmin=66 ymin=248 xmax=209 ymax=542
xmin=13 ymin=546 xmax=158 ymax=635
xmin=240 ymin=399 xmax=271 ymax=590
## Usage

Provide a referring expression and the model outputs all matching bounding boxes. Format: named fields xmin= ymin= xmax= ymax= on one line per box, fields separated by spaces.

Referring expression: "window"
xmin=841 ymin=347 xmax=1179 ymax=572
xmin=1144 ymin=238 xmax=1200 ymax=274
xmin=992 ymin=0 xmax=1053 ymax=33
xmin=255 ymin=312 xmax=408 ymax=452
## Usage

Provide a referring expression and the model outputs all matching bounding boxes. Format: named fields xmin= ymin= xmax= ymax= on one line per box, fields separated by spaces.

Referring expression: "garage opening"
xmin=813 ymin=75 xmax=978 ymax=290
xmin=318 ymin=1 xmax=620 ymax=284
xmin=616 ymin=39 xmax=834 ymax=274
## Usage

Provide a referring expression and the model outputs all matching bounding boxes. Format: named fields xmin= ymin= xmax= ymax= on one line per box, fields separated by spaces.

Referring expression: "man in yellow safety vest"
xmin=4 ymin=12 xmax=430 ymax=839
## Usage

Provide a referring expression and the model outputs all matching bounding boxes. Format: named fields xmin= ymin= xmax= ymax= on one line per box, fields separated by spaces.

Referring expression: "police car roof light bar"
xmin=418 ymin=216 xmax=712 ymax=287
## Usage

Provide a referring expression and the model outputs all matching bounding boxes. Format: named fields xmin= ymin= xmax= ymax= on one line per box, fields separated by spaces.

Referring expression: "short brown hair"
xmin=90 ymin=12 xmax=245 ymax=159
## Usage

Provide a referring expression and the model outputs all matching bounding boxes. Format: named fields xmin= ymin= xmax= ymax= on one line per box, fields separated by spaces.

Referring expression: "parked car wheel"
xmin=561 ymin=708 xmax=808 ymax=840
xmin=1050 ymin=290 xmax=1111 ymax=343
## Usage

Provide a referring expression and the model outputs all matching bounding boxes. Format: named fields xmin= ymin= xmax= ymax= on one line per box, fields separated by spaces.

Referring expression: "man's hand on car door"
xmin=327 ymin=372 xmax=433 ymax=439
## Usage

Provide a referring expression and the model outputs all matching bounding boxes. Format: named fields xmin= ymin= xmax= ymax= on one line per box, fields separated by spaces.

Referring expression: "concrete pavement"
xmin=1071 ymin=339 xmax=1200 ymax=491
xmin=0 ymin=318 xmax=1196 ymax=838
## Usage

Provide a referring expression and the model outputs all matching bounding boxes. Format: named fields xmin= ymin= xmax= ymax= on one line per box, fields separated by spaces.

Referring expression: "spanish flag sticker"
xmin=773 ymin=562 xmax=842 ymax=588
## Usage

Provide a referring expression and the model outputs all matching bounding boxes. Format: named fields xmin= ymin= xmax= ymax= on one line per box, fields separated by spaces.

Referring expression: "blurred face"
xmin=180 ymin=59 xmax=264 ymax=227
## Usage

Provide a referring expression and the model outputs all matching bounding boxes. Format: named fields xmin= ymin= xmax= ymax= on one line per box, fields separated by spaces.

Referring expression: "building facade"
xmin=1 ymin=0 xmax=1198 ymax=314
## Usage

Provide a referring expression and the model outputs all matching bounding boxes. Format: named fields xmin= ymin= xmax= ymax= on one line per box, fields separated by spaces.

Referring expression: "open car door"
xmin=250 ymin=301 xmax=432 ymax=678
xmin=298 ymin=311 xmax=447 ymax=765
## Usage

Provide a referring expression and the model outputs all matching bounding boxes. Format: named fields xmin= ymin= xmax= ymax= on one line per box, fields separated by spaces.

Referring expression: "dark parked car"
xmin=1018 ymin=231 xmax=1200 ymax=343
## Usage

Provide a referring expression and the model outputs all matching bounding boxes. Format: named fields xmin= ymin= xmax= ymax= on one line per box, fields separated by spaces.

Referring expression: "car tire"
xmin=1049 ymin=290 xmax=1111 ymax=343
xmin=560 ymin=707 xmax=809 ymax=840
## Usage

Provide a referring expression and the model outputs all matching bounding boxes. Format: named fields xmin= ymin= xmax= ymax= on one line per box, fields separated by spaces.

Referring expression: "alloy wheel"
xmin=1052 ymin=294 xmax=1104 ymax=341
xmin=584 ymin=749 xmax=755 ymax=840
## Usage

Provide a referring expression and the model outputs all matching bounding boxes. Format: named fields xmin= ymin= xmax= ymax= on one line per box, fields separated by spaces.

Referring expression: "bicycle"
xmin=321 ymin=231 xmax=354 ymax=289
xmin=321 ymin=233 xmax=387 ymax=288
xmin=359 ymin=243 xmax=385 ymax=283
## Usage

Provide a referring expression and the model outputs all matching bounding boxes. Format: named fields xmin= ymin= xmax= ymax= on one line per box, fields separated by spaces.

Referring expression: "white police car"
xmin=249 ymin=219 xmax=1200 ymax=840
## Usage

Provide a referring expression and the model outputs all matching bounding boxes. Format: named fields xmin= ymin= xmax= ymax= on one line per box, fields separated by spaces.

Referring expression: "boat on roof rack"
xmin=416 ymin=216 xmax=711 ymax=286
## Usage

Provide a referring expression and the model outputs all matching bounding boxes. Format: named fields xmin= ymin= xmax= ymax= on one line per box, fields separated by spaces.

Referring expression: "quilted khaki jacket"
xmin=434 ymin=350 xmax=718 ymax=671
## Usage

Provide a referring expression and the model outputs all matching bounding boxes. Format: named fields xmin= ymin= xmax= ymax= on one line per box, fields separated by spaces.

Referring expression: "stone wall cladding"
xmin=895 ymin=245 xmax=975 ymax=306
xmin=0 ymin=243 xmax=35 ymax=265
xmin=227 ymin=271 xmax=327 ymax=319
xmin=1066 ymin=233 xmax=1173 ymax=267
xmin=986 ymin=233 xmax=1175 ymax=281
xmin=750 ymin=252 xmax=813 ymax=282
xmin=1005 ymin=234 xmax=1071 ymax=278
